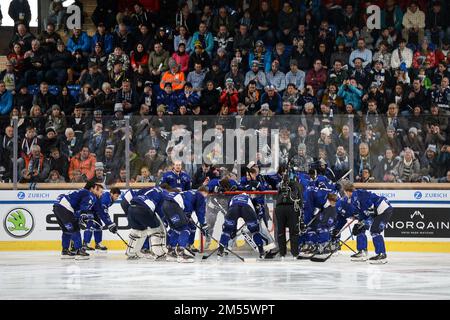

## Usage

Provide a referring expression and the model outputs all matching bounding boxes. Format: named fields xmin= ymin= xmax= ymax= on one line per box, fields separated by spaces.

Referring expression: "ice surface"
xmin=1 ymin=251 xmax=449 ymax=300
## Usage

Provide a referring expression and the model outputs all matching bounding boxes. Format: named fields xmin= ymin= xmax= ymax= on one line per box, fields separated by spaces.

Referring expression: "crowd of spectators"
xmin=1 ymin=0 xmax=450 ymax=185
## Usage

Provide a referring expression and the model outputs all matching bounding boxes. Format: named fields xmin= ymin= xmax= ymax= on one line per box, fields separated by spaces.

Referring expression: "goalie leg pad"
xmin=126 ymin=229 xmax=146 ymax=258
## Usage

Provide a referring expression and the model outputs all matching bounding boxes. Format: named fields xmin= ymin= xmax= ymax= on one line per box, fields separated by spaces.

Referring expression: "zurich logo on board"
xmin=413 ymin=191 xmax=422 ymax=200
xmin=17 ymin=192 xmax=26 ymax=200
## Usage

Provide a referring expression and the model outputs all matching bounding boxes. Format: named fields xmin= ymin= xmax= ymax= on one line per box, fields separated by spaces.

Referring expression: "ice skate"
xmin=369 ymin=253 xmax=387 ymax=264
xmin=61 ymin=249 xmax=75 ymax=259
xmin=82 ymin=242 xmax=95 ymax=251
xmin=297 ymin=244 xmax=316 ymax=259
xmin=75 ymin=248 xmax=90 ymax=260
xmin=165 ymin=247 xmax=178 ymax=262
xmin=351 ymin=250 xmax=368 ymax=262
xmin=95 ymin=243 xmax=108 ymax=252
xmin=176 ymin=247 xmax=194 ymax=263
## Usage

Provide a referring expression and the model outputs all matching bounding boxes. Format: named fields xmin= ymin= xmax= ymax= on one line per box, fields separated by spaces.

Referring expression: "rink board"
xmin=0 ymin=190 xmax=450 ymax=252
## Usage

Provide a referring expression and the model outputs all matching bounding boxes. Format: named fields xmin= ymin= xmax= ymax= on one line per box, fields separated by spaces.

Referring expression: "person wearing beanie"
xmin=159 ymin=58 xmax=186 ymax=91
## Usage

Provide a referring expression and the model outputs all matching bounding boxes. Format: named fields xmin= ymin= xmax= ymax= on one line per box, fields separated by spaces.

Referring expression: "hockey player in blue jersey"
xmin=160 ymin=160 xmax=192 ymax=191
xmin=53 ymin=181 xmax=104 ymax=259
xmin=333 ymin=195 xmax=357 ymax=251
xmin=82 ymin=188 xmax=121 ymax=252
xmin=125 ymin=185 xmax=168 ymax=260
xmin=342 ymin=182 xmax=393 ymax=264
xmin=168 ymin=186 xmax=209 ymax=257
xmin=239 ymin=167 xmax=277 ymax=257
xmin=204 ymin=175 xmax=238 ymax=249
xmin=217 ymin=193 xmax=269 ymax=259
xmin=161 ymin=188 xmax=197 ymax=262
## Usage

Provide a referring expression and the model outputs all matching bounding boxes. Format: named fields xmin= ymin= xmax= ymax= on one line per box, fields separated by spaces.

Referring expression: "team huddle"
xmin=52 ymin=160 xmax=393 ymax=264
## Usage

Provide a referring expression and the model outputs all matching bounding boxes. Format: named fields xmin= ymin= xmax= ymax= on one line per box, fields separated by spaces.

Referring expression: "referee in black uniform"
xmin=275 ymin=170 xmax=303 ymax=259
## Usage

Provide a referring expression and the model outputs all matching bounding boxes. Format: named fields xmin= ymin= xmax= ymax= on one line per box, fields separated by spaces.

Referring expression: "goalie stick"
xmin=192 ymin=221 xmax=257 ymax=263
xmin=201 ymin=223 xmax=246 ymax=260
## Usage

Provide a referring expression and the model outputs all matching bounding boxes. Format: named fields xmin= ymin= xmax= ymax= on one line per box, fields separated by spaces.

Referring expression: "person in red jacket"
xmin=130 ymin=42 xmax=149 ymax=72
xmin=220 ymin=78 xmax=239 ymax=113
xmin=305 ymin=59 xmax=328 ymax=99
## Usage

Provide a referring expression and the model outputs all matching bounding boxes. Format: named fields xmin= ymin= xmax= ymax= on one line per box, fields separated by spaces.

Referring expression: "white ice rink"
xmin=1 ymin=251 xmax=450 ymax=300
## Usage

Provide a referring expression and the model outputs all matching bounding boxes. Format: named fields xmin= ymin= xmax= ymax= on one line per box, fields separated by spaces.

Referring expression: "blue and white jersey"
xmin=131 ymin=186 xmax=167 ymax=217
xmin=160 ymin=170 xmax=192 ymax=191
xmin=207 ymin=178 xmax=238 ymax=192
xmin=315 ymin=174 xmax=337 ymax=191
xmin=228 ymin=193 xmax=255 ymax=212
xmin=239 ymin=176 xmax=270 ymax=191
xmin=304 ymin=186 xmax=331 ymax=215
xmin=93 ymin=191 xmax=115 ymax=226
xmin=162 ymin=190 xmax=185 ymax=210
xmin=350 ymin=189 xmax=391 ymax=220
xmin=181 ymin=190 xmax=206 ymax=224
xmin=264 ymin=173 xmax=283 ymax=190
xmin=55 ymin=189 xmax=97 ymax=218
xmin=336 ymin=196 xmax=357 ymax=219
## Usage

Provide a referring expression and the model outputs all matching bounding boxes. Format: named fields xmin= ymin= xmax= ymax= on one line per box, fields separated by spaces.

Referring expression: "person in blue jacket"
xmin=0 ymin=81 xmax=13 ymax=115
xmin=67 ymin=27 xmax=91 ymax=55
xmin=160 ymin=160 xmax=192 ymax=191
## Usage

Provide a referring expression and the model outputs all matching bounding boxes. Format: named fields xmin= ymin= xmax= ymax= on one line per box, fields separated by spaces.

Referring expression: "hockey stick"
xmin=310 ymin=233 xmax=354 ymax=262
xmin=201 ymin=223 xmax=246 ymax=260
xmin=340 ymin=238 xmax=357 ymax=254
xmin=210 ymin=197 xmax=262 ymax=252
xmin=310 ymin=218 xmax=356 ymax=262
xmin=89 ymin=219 xmax=132 ymax=249
xmin=192 ymin=221 xmax=255 ymax=262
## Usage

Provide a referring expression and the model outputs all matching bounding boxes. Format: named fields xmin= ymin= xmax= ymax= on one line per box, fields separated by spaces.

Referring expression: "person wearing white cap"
xmin=244 ymin=59 xmax=267 ymax=90
xmin=260 ymin=84 xmax=282 ymax=113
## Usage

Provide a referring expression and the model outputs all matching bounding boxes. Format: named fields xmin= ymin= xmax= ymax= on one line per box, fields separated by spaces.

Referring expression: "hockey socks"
xmin=62 ymin=232 xmax=72 ymax=250
xmin=372 ymin=233 xmax=386 ymax=255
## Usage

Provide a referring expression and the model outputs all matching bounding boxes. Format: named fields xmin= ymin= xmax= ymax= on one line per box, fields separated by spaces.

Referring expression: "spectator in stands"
xmin=9 ymin=23 xmax=34 ymax=52
xmin=219 ymin=79 xmax=239 ymax=114
xmin=48 ymin=146 xmax=69 ymax=181
xmin=266 ymin=60 xmax=286 ymax=93
xmin=113 ymin=23 xmax=135 ymax=54
xmin=354 ymin=142 xmax=378 ymax=180
xmin=116 ymin=79 xmax=139 ymax=114
xmin=23 ymin=39 xmax=48 ymax=85
xmin=68 ymin=145 xmax=96 ymax=181
xmin=38 ymin=22 xmax=61 ymax=53
xmin=160 ymin=58 xmax=185 ymax=91
xmin=0 ymin=61 xmax=19 ymax=95
xmin=148 ymin=42 xmax=169 ymax=82
xmin=80 ymin=62 xmax=104 ymax=93
xmin=8 ymin=0 xmax=31 ymax=30
xmin=67 ymin=49 xmax=88 ymax=84
xmin=200 ymin=80 xmax=220 ymax=115
xmin=306 ymin=59 xmax=327 ymax=99
xmin=253 ymin=0 xmax=276 ymax=46
xmin=402 ymin=1 xmax=426 ymax=45
xmin=0 ymin=126 xmax=14 ymax=180
xmin=91 ymin=23 xmax=113 ymax=55
xmin=391 ymin=38 xmax=413 ymax=70
xmin=260 ymin=85 xmax=282 ymax=114
xmin=190 ymin=22 xmax=214 ymax=57
xmin=67 ymin=28 xmax=91 ymax=56
xmin=46 ymin=40 xmax=72 ymax=85
xmin=18 ymin=144 xmax=50 ymax=182
xmin=0 ymin=82 xmax=13 ymax=116
xmin=248 ymin=40 xmax=271 ymax=73
xmin=338 ymin=79 xmax=363 ymax=112
xmin=60 ymin=127 xmax=82 ymax=159
xmin=393 ymin=147 xmax=421 ymax=182
xmin=156 ymin=83 xmax=178 ymax=114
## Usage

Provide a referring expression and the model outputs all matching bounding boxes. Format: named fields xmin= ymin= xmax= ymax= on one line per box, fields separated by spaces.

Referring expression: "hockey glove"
xmin=108 ymin=223 xmax=118 ymax=234
xmin=352 ymin=221 xmax=365 ymax=236
xmin=200 ymin=223 xmax=209 ymax=237
xmin=79 ymin=213 xmax=94 ymax=230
